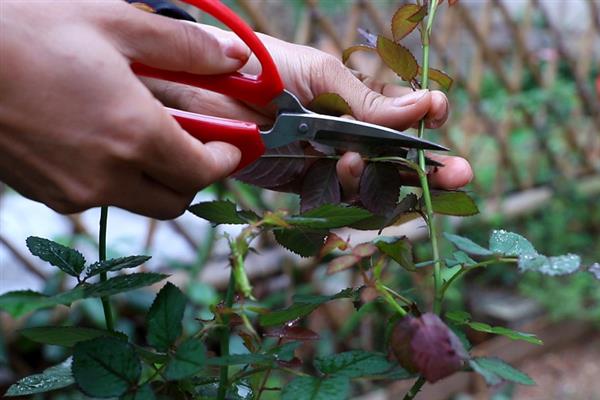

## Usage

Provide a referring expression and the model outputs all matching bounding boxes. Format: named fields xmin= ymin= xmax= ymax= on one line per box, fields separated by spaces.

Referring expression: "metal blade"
xmin=261 ymin=113 xmax=449 ymax=152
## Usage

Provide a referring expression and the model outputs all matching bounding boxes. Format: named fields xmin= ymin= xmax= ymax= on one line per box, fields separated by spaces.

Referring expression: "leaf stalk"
xmin=98 ymin=206 xmax=114 ymax=331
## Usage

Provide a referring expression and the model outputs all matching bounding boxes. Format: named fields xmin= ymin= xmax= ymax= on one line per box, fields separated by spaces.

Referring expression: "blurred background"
xmin=1 ymin=0 xmax=599 ymax=399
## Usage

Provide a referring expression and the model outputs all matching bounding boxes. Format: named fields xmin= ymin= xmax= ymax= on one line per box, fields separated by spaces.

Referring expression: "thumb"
xmin=108 ymin=2 xmax=250 ymax=74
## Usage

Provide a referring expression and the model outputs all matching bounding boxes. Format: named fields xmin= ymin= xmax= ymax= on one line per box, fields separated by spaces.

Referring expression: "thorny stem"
xmin=217 ymin=270 xmax=237 ymax=400
xmin=416 ymin=0 xmax=442 ymax=315
xmin=98 ymin=206 xmax=114 ymax=331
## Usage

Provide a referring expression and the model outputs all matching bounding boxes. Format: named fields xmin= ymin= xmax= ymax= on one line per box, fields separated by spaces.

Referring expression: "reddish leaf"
xmin=390 ymin=316 xmax=419 ymax=373
xmin=264 ymin=326 xmax=320 ymax=341
xmin=327 ymin=255 xmax=360 ymax=275
xmin=376 ymin=36 xmax=418 ymax=81
xmin=300 ymin=159 xmax=341 ymax=212
xmin=308 ymin=93 xmax=353 ymax=117
xmin=234 ymin=142 xmax=305 ymax=188
xmin=391 ymin=4 xmax=426 ymax=41
xmin=319 ymin=233 xmax=349 ymax=258
xmin=342 ymin=44 xmax=377 ymax=65
xmin=352 ymin=243 xmax=377 ymax=258
xmin=410 ymin=313 xmax=468 ymax=383
xmin=359 ymin=163 xmax=401 ymax=216
xmin=448 ymin=0 xmax=459 ymax=5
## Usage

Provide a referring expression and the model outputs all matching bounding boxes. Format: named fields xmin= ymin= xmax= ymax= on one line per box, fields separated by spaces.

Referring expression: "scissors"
xmin=132 ymin=0 xmax=448 ymax=171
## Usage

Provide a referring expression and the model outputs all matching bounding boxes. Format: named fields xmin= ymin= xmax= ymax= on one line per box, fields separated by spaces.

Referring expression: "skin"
xmin=0 ymin=1 xmax=472 ymax=220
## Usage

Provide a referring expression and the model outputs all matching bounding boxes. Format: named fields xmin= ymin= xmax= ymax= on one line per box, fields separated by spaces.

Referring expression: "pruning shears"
xmin=132 ymin=0 xmax=448 ymax=171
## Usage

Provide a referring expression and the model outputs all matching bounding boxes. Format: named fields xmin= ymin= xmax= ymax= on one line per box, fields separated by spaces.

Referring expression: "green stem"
xmin=217 ymin=269 xmax=236 ymax=400
xmin=440 ymin=257 xmax=518 ymax=297
xmin=403 ymin=376 xmax=427 ymax=400
xmin=98 ymin=206 xmax=114 ymax=331
xmin=376 ymin=283 xmax=407 ymax=317
xmin=416 ymin=0 xmax=442 ymax=315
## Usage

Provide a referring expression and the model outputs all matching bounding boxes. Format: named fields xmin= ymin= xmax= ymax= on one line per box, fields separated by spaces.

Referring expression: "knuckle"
xmin=108 ymin=109 xmax=155 ymax=163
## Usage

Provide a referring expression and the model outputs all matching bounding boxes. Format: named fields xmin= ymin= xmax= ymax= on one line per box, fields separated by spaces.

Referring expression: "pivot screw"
xmin=298 ymin=123 xmax=309 ymax=133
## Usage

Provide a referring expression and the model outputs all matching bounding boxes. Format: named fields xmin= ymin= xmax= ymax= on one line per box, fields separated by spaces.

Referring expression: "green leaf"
xmin=518 ymin=254 xmax=581 ymax=276
xmin=315 ymin=350 xmax=392 ymax=378
xmin=281 ymin=375 xmax=350 ymax=400
xmin=146 ymin=282 xmax=186 ymax=352
xmin=429 ymin=191 xmax=479 ymax=216
xmin=84 ymin=273 xmax=168 ymax=299
xmin=444 ymin=233 xmax=493 ymax=256
xmin=120 ymin=383 xmax=155 ymax=400
xmin=446 ymin=311 xmax=542 ymax=345
xmin=375 ymin=237 xmax=415 ymax=271
xmin=295 ymin=204 xmax=373 ymax=229
xmin=376 ymin=35 xmax=418 ymax=81
xmin=445 ymin=251 xmax=477 ymax=267
xmin=5 ymin=361 xmax=74 ymax=396
xmin=308 ymin=93 xmax=353 ymax=117
xmin=20 ymin=326 xmax=125 ymax=347
xmin=426 ymin=67 xmax=454 ymax=91
xmin=85 ymin=256 xmax=151 ymax=279
xmin=342 ymin=44 xmax=376 ymax=64
xmin=469 ymin=357 xmax=534 ymax=386
xmin=206 ymin=353 xmax=274 ymax=366
xmin=260 ymin=288 xmax=359 ymax=327
xmin=391 ymin=4 xmax=426 ymax=41
xmin=0 ymin=288 xmax=85 ymax=318
xmin=274 ymin=229 xmax=328 ymax=257
xmin=26 ymin=236 xmax=85 ymax=278
xmin=489 ymin=230 xmax=537 ymax=257
xmin=72 ymin=337 xmax=141 ymax=398
xmin=164 ymin=338 xmax=206 ymax=380
xmin=188 ymin=200 xmax=258 ymax=225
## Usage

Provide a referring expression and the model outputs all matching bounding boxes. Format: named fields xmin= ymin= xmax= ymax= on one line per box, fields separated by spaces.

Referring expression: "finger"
xmin=427 ymin=154 xmax=473 ymax=190
xmin=336 ymin=152 xmax=364 ymax=198
xmin=112 ymin=172 xmax=195 ymax=220
xmin=353 ymin=74 xmax=449 ymax=129
xmin=106 ymin=3 xmax=250 ymax=74
xmin=141 ymin=77 xmax=272 ymax=125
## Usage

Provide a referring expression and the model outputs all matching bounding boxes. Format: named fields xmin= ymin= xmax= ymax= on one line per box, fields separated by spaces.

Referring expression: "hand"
xmin=0 ymin=1 xmax=249 ymax=219
xmin=146 ymin=25 xmax=473 ymax=197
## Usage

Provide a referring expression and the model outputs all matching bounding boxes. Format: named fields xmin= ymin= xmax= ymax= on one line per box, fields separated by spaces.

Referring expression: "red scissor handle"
xmin=132 ymin=0 xmax=285 ymax=170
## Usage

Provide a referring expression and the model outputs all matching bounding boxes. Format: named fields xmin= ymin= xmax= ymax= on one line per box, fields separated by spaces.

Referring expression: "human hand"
xmin=146 ymin=25 xmax=473 ymax=198
xmin=0 ymin=1 xmax=250 ymax=219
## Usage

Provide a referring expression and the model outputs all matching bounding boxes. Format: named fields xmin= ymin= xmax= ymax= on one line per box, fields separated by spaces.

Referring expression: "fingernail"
xmin=220 ymin=37 xmax=249 ymax=62
xmin=393 ymin=89 xmax=428 ymax=107
xmin=348 ymin=153 xmax=363 ymax=178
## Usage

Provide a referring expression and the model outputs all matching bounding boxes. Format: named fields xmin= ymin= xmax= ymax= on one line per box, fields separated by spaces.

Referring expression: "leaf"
xmin=353 ymin=243 xmax=377 ymax=258
xmin=26 ymin=236 xmax=85 ymax=278
xmin=384 ymin=193 xmax=419 ymax=227
xmin=429 ymin=191 xmax=479 ymax=216
xmin=72 ymin=337 xmax=141 ymax=398
xmin=489 ymin=230 xmax=537 ymax=257
xmin=308 ymin=93 xmax=353 ymax=117
xmin=188 ymin=200 xmax=258 ymax=225
xmin=300 ymin=160 xmax=341 ymax=212
xmin=146 ymin=282 xmax=186 ymax=352
xmin=264 ymin=326 xmax=319 ymax=341
xmin=375 ymin=237 xmax=415 ymax=271
xmin=444 ymin=233 xmax=493 ymax=256
xmin=426 ymin=67 xmax=454 ymax=91
xmin=469 ymin=357 xmax=535 ymax=386
xmin=281 ymin=376 xmax=350 ymax=400
xmin=274 ymin=229 xmax=328 ymax=257
xmin=84 ymin=273 xmax=168 ymax=299
xmin=20 ymin=326 xmax=125 ymax=347
xmin=164 ymin=338 xmax=206 ymax=380
xmin=327 ymin=255 xmax=360 ymax=275
xmin=295 ymin=204 xmax=373 ymax=229
xmin=121 ymin=383 xmax=155 ymax=400
xmin=319 ymin=233 xmax=349 ymax=258
xmin=234 ymin=142 xmax=306 ymax=188
xmin=315 ymin=350 xmax=392 ymax=378
xmin=445 ymin=251 xmax=477 ymax=267
xmin=0 ymin=289 xmax=85 ymax=318
xmin=5 ymin=361 xmax=74 ymax=396
xmin=445 ymin=311 xmax=542 ymax=345
xmin=342 ymin=44 xmax=377 ymax=64
xmin=259 ymin=288 xmax=359 ymax=327
xmin=391 ymin=4 xmax=426 ymax=41
xmin=85 ymin=256 xmax=151 ymax=279
xmin=518 ymin=254 xmax=581 ymax=276
xmin=376 ymin=35 xmax=418 ymax=81
xmin=359 ymin=163 xmax=401 ymax=216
